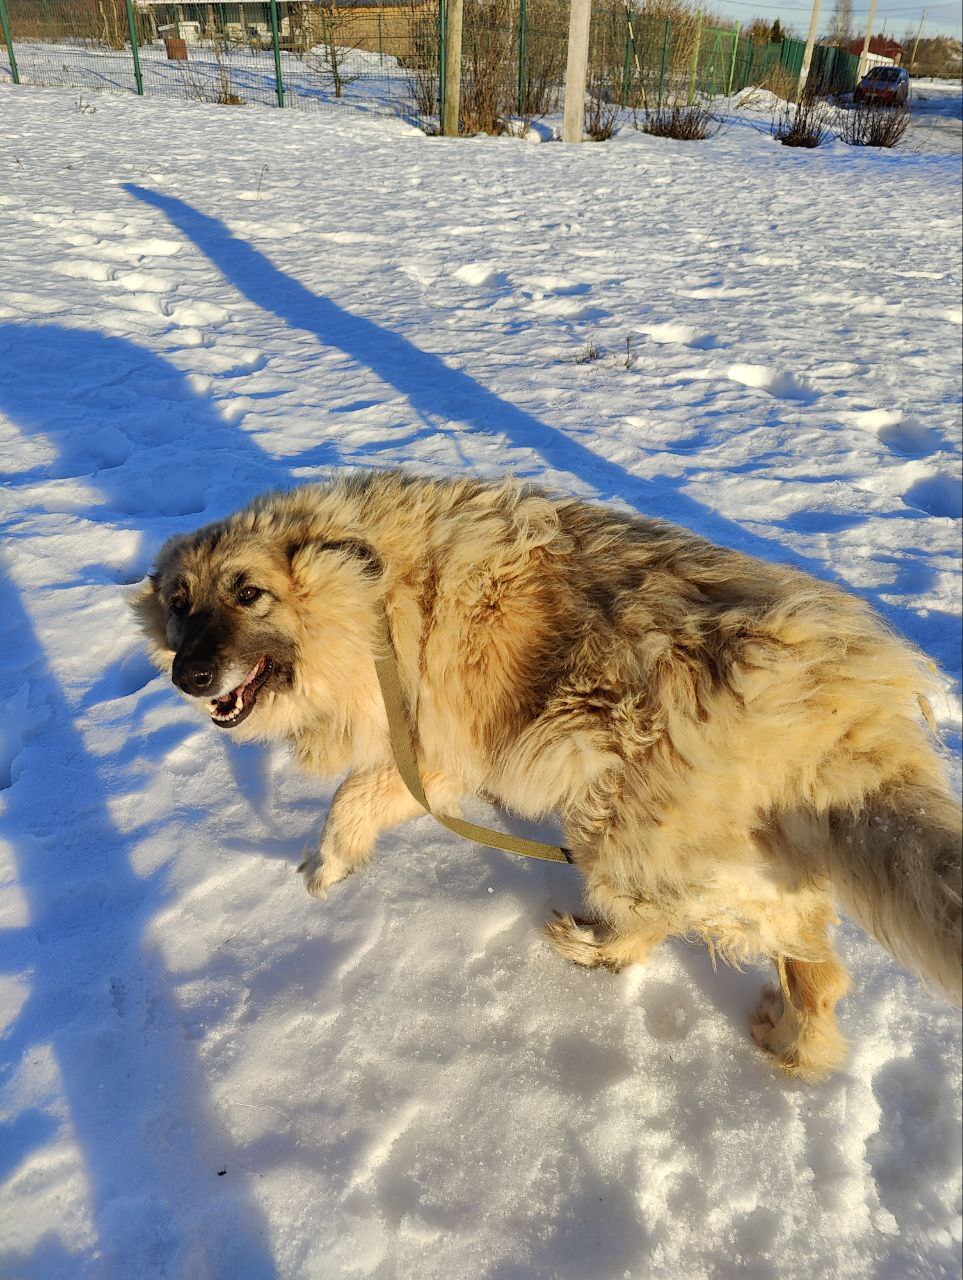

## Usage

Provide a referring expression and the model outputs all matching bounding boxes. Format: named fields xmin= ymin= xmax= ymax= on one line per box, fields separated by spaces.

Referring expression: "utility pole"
xmin=562 ymin=0 xmax=593 ymax=142
xmin=442 ymin=0 xmax=464 ymax=136
xmin=856 ymin=0 xmax=879 ymax=80
xmin=797 ymin=0 xmax=822 ymax=99
xmin=909 ymin=7 xmax=927 ymax=70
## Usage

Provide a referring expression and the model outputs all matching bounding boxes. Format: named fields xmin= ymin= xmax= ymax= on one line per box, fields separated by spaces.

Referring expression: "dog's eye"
xmin=169 ymin=591 xmax=189 ymax=615
xmin=237 ymin=585 xmax=262 ymax=606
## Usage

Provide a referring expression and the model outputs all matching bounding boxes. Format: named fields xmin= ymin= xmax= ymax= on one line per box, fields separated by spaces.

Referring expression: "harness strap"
xmin=371 ymin=599 xmax=573 ymax=865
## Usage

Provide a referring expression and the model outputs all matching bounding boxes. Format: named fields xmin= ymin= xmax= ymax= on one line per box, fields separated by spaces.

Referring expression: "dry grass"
xmin=757 ymin=63 xmax=798 ymax=102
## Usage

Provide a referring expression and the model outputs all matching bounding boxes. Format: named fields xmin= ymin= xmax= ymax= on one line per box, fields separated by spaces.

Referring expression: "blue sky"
xmin=706 ymin=0 xmax=962 ymax=44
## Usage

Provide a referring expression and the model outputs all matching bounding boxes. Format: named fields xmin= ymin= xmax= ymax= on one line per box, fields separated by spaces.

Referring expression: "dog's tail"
xmin=827 ymin=774 xmax=962 ymax=1002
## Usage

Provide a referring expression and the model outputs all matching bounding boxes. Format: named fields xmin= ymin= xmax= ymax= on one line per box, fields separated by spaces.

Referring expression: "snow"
xmin=0 ymin=82 xmax=961 ymax=1280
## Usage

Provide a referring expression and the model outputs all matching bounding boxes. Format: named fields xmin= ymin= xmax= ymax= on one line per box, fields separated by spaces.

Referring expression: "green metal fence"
xmin=0 ymin=0 xmax=864 ymax=125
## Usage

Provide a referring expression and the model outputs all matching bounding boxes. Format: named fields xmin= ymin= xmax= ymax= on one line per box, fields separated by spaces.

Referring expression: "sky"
xmin=705 ymin=0 xmax=962 ymax=44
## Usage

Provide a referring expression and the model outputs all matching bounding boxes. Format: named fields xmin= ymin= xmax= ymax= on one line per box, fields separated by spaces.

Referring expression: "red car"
xmin=853 ymin=65 xmax=910 ymax=106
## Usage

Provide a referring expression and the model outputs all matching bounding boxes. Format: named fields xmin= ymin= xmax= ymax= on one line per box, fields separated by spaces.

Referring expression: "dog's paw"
xmin=297 ymin=851 xmax=349 ymax=901
xmin=750 ymin=982 xmax=784 ymax=1034
xmin=750 ymin=984 xmax=842 ymax=1081
xmin=543 ymin=912 xmax=605 ymax=968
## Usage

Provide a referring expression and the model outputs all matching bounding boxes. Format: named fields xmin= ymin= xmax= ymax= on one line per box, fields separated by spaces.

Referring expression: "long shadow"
xmin=0 ymin=562 xmax=277 ymax=1279
xmin=0 ymin=324 xmax=291 ymax=1277
xmin=121 ymin=184 xmax=960 ymax=679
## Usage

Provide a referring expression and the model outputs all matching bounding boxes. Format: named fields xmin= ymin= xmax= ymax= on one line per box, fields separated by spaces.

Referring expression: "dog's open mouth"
xmin=208 ymin=658 xmax=273 ymax=729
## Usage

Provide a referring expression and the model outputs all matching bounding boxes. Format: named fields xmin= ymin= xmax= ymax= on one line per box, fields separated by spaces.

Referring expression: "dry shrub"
xmin=402 ymin=1 xmax=440 ymax=119
xmin=639 ymin=100 xmax=722 ymax=139
xmin=459 ymin=0 xmax=517 ymax=134
xmin=520 ymin=0 xmax=567 ymax=116
xmin=838 ymin=101 xmax=910 ymax=148
xmin=584 ymin=67 xmax=620 ymax=139
xmin=772 ymin=88 xmax=832 ymax=147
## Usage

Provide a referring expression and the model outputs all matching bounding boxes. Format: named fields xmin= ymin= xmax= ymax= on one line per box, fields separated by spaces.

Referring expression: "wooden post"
xmin=686 ymin=8 xmax=703 ymax=105
xmin=797 ymin=0 xmax=821 ymax=98
xmin=726 ymin=21 xmax=740 ymax=96
xmin=656 ymin=15 xmax=670 ymax=108
xmin=562 ymin=0 xmax=592 ymax=142
xmin=442 ymin=0 xmax=463 ymax=135
xmin=909 ymin=9 xmax=926 ymax=72
xmin=856 ymin=0 xmax=878 ymax=81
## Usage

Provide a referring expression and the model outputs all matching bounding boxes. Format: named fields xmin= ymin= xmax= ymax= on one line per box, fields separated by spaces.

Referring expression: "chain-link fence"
xmin=0 ymin=0 xmax=863 ymax=126
xmin=0 ymin=0 xmax=438 ymax=114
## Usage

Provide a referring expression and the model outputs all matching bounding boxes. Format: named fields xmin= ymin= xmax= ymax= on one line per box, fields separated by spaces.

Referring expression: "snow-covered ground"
xmin=0 ymin=84 xmax=961 ymax=1280
xmin=909 ymin=78 xmax=963 ymax=153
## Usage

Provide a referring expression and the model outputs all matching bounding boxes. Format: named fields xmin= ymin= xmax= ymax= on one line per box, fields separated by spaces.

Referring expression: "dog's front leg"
xmin=299 ymin=764 xmax=462 ymax=899
xmin=299 ymin=763 xmax=421 ymax=899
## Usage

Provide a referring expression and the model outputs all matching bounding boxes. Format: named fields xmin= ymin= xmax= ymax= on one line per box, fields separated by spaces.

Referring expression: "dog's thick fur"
xmin=134 ymin=470 xmax=963 ymax=1079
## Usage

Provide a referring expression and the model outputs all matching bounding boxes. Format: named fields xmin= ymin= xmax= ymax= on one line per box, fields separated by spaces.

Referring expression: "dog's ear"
xmin=287 ymin=537 xmax=382 ymax=584
xmin=129 ymin=572 xmax=173 ymax=664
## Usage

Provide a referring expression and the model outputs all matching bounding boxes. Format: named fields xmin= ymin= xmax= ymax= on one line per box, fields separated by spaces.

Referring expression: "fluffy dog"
xmin=133 ymin=470 xmax=962 ymax=1078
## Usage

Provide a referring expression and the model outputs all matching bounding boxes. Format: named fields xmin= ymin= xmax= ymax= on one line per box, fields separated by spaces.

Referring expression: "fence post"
xmin=517 ymin=0 xmax=526 ymax=115
xmin=686 ymin=9 xmax=702 ymax=105
xmin=0 ymin=0 xmax=19 ymax=86
xmin=561 ymin=0 xmax=592 ymax=141
xmin=438 ymin=0 xmax=447 ymax=126
xmin=726 ymin=21 xmax=740 ymax=95
xmin=656 ymin=16 xmax=669 ymax=108
xmin=269 ymin=0 xmax=284 ymax=106
xmin=620 ymin=11 xmax=631 ymax=107
xmin=797 ymin=0 xmax=821 ymax=97
xmin=124 ymin=0 xmax=144 ymax=95
xmin=442 ymin=0 xmax=463 ymax=135
xmin=855 ymin=0 xmax=877 ymax=81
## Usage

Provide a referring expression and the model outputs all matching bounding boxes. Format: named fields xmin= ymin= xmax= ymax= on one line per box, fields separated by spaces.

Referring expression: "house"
xmin=847 ymin=35 xmax=904 ymax=65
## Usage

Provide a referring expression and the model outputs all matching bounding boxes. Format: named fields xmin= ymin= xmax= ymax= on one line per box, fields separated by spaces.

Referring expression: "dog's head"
xmin=132 ymin=521 xmax=304 ymax=731
xmin=133 ymin=503 xmax=384 ymax=738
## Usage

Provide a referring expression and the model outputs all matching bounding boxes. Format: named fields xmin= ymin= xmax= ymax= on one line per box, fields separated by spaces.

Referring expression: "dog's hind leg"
xmin=544 ymin=911 xmax=668 ymax=972
xmin=300 ymin=764 xmax=462 ymax=899
xmin=750 ymin=938 xmax=852 ymax=1080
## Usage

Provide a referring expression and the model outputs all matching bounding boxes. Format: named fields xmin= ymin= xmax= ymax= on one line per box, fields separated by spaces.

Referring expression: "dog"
xmin=133 ymin=470 xmax=962 ymax=1078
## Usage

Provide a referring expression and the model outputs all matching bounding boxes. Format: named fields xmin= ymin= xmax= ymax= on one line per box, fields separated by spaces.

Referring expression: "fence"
xmin=0 ymin=0 xmax=863 ymax=126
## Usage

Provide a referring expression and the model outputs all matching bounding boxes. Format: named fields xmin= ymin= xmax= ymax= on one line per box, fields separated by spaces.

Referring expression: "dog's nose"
xmin=172 ymin=659 xmax=216 ymax=697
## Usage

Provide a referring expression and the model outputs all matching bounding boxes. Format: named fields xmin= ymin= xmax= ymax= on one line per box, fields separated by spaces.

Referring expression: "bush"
xmin=584 ymin=72 xmax=620 ymax=140
xmin=838 ymin=101 xmax=910 ymax=148
xmin=771 ymin=91 xmax=832 ymax=147
xmin=639 ymin=101 xmax=722 ymax=140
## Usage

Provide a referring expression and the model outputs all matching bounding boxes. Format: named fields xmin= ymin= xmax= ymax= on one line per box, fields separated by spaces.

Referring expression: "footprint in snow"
xmin=902 ymin=472 xmax=962 ymax=520
xmin=452 ymin=262 xmax=508 ymax=288
xmin=849 ymin=409 xmax=939 ymax=457
xmin=111 ymin=271 xmax=173 ymax=295
xmin=640 ymin=322 xmax=718 ymax=350
xmin=642 ymin=981 xmax=698 ymax=1044
xmin=727 ymin=363 xmax=817 ymax=403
